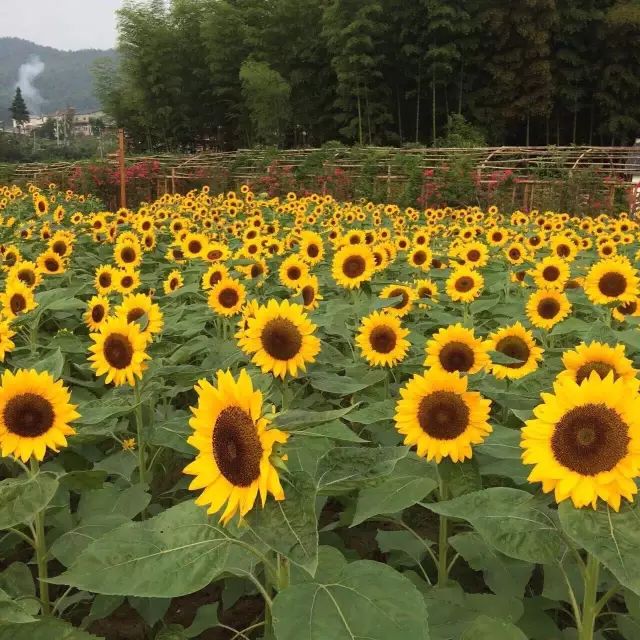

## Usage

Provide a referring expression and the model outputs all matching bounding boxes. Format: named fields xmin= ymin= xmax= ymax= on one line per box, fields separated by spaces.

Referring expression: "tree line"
xmin=94 ymin=0 xmax=640 ymax=151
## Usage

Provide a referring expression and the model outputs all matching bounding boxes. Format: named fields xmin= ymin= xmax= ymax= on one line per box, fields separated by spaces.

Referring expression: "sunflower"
xmin=505 ymin=242 xmax=527 ymax=265
xmin=84 ymin=295 xmax=111 ymax=331
xmin=239 ymin=299 xmax=320 ymax=379
xmin=522 ymin=374 xmax=640 ymax=511
xmin=488 ymin=322 xmax=543 ymax=380
xmin=183 ymin=369 xmax=288 ymax=524
xmin=0 ymin=281 xmax=36 ymax=319
xmin=88 ymin=316 xmax=150 ymax=386
xmin=414 ymin=278 xmax=439 ymax=307
xmin=279 ymin=254 xmax=309 ymax=289
xmin=584 ymin=258 xmax=639 ymax=305
xmin=33 ymin=194 xmax=49 ymax=217
xmin=299 ymin=231 xmax=324 ymax=265
xmin=395 ymin=369 xmax=492 ymax=463
xmin=332 ymin=245 xmax=375 ymax=289
xmin=460 ymin=241 xmax=489 ymax=268
xmin=115 ymin=293 xmax=164 ymax=338
xmin=531 ymin=256 xmax=570 ymax=291
xmin=181 ymin=232 xmax=208 ymax=259
xmin=379 ymin=284 xmax=415 ymax=317
xmin=163 ymin=270 xmax=184 ymax=294
xmin=296 ymin=275 xmax=323 ymax=310
xmin=116 ymin=269 xmax=141 ymax=295
xmin=0 ymin=369 xmax=78 ymax=461
xmin=356 ymin=312 xmax=410 ymax=367
xmin=0 ymin=320 xmax=16 ymax=361
xmin=408 ymin=246 xmax=433 ymax=271
xmin=202 ymin=264 xmax=230 ymax=291
xmin=550 ymin=236 xmax=578 ymax=261
xmin=114 ymin=238 xmax=143 ymax=269
xmin=424 ymin=324 xmax=489 ymax=375
xmin=7 ymin=261 xmax=41 ymax=289
xmin=36 ymin=250 xmax=66 ymax=276
xmin=526 ymin=289 xmax=572 ymax=330
xmin=446 ymin=266 xmax=484 ymax=303
xmin=208 ymin=278 xmax=246 ymax=317
xmin=612 ymin=298 xmax=640 ymax=323
xmin=94 ymin=265 xmax=118 ymax=295
xmin=558 ymin=341 xmax=636 ymax=385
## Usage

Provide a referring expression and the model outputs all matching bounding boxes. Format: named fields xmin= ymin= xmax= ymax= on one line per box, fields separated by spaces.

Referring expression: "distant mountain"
xmin=0 ymin=38 xmax=117 ymax=127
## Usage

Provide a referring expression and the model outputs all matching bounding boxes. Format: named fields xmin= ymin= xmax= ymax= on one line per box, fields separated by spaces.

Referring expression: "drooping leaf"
xmin=0 ymin=473 xmax=58 ymax=530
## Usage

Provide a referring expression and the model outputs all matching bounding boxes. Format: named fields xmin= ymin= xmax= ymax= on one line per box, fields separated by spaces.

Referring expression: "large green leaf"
xmin=0 ymin=473 xmax=58 ymax=530
xmin=0 ymin=619 xmax=100 ymax=640
xmin=49 ymin=501 xmax=256 ymax=597
xmin=308 ymin=370 xmax=386 ymax=395
xmin=352 ymin=455 xmax=438 ymax=526
xmin=244 ymin=473 xmax=318 ymax=573
xmin=272 ymin=548 xmax=429 ymax=640
xmin=461 ymin=615 xmax=528 ymax=640
xmin=274 ymin=405 xmax=359 ymax=428
xmin=558 ymin=501 xmax=640 ymax=595
xmin=426 ymin=488 xmax=565 ymax=564
xmin=316 ymin=446 xmax=408 ymax=492
xmin=346 ymin=400 xmax=396 ymax=425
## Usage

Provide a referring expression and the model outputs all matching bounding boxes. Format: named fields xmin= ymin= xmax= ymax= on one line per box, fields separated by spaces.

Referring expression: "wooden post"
xmin=118 ymin=128 xmax=126 ymax=209
xmin=171 ymin=167 xmax=176 ymax=194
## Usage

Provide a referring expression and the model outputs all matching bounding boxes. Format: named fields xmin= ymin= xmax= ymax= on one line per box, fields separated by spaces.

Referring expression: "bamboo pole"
xmin=118 ymin=128 xmax=126 ymax=209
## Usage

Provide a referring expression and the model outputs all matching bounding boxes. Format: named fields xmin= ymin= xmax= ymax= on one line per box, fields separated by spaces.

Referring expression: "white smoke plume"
xmin=16 ymin=56 xmax=45 ymax=116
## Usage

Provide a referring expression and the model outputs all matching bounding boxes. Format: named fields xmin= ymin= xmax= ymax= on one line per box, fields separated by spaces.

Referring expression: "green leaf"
xmin=272 ymin=549 xmax=429 ymax=640
xmin=82 ymin=594 xmax=124 ymax=628
xmin=299 ymin=421 xmax=367 ymax=443
xmin=347 ymin=400 xmax=396 ymax=425
xmin=308 ymin=370 xmax=387 ymax=395
xmin=0 ymin=618 xmax=100 ymax=640
xmin=32 ymin=348 xmax=64 ymax=378
xmin=49 ymin=501 xmax=256 ymax=597
xmin=274 ymin=405 xmax=360 ymax=428
xmin=94 ymin=450 xmax=138 ymax=481
xmin=558 ymin=501 xmax=640 ymax=596
xmin=77 ymin=484 xmax=150 ymax=522
xmin=149 ymin=411 xmax=194 ymax=455
xmin=59 ymin=470 xmax=108 ymax=492
xmin=352 ymin=455 xmax=438 ymax=526
xmin=0 ymin=473 xmax=58 ymax=530
xmin=316 ymin=446 xmax=408 ymax=492
xmin=550 ymin=318 xmax=590 ymax=336
xmin=129 ymin=596 xmax=171 ymax=627
xmin=476 ymin=425 xmax=522 ymax=460
xmin=437 ymin=458 xmax=481 ymax=497
xmin=426 ymin=488 xmax=565 ymax=564
xmin=0 ymin=588 xmax=36 ymax=624
xmin=244 ymin=474 xmax=318 ymax=573
xmin=449 ymin=532 xmax=534 ymax=598
xmin=461 ymin=615 xmax=528 ymax=640
xmin=184 ymin=603 xmax=219 ymax=638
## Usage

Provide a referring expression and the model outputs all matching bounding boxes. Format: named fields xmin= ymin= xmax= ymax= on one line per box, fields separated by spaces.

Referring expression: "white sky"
xmin=0 ymin=0 xmax=124 ymax=51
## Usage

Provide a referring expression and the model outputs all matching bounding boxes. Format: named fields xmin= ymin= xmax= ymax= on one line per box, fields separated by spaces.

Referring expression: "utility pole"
xmin=118 ymin=128 xmax=127 ymax=209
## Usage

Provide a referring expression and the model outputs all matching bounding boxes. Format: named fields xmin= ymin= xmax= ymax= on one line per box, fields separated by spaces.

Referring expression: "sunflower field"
xmin=1 ymin=182 xmax=640 ymax=640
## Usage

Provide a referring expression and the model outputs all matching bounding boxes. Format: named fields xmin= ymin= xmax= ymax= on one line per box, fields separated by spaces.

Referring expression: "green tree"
xmin=10 ymin=87 xmax=29 ymax=129
xmin=239 ymin=59 xmax=291 ymax=146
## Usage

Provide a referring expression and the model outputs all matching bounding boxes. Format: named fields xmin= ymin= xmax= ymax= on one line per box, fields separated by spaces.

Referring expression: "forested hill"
xmin=0 ymin=38 xmax=116 ymax=124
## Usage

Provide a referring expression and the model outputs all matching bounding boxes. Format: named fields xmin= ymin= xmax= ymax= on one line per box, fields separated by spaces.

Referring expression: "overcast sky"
xmin=0 ymin=0 xmax=123 ymax=51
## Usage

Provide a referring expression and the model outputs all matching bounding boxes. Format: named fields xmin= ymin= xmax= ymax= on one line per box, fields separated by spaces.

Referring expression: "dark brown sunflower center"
xmin=342 ymin=255 xmax=366 ymax=279
xmin=121 ymin=247 xmax=136 ymax=263
xmin=302 ymin=285 xmax=315 ymax=306
xmin=417 ymin=391 xmax=470 ymax=440
xmin=10 ymin=294 xmax=26 ymax=314
xmin=467 ymin=250 xmax=481 ymax=262
xmin=439 ymin=342 xmax=475 ymax=373
xmin=387 ymin=288 xmax=409 ymax=309
xmin=556 ymin=244 xmax=571 ymax=257
xmin=18 ymin=269 xmax=35 ymax=285
xmin=52 ymin=241 xmax=67 ymax=256
xmin=219 ymin=288 xmax=240 ymax=309
xmin=5 ymin=254 xmax=16 ymax=267
xmin=92 ymin=305 xmax=106 ymax=323
xmin=209 ymin=250 xmax=222 ymax=261
xmin=261 ymin=318 xmax=303 ymax=360
xmin=122 ymin=276 xmax=134 ymax=288
xmin=551 ymin=403 xmax=629 ymax=475
xmin=432 ymin=259 xmax=443 ymax=269
xmin=618 ymin=301 xmax=637 ymax=316
xmin=515 ymin=270 xmax=526 ymax=282
xmin=598 ymin=272 xmax=627 ymax=298
xmin=250 ymin=264 xmax=264 ymax=278
xmin=170 ymin=278 xmax=179 ymax=290
xmin=537 ymin=298 xmax=561 ymax=319
xmin=413 ymin=250 xmax=427 ymax=265
xmin=4 ymin=393 xmax=55 ymax=438
xmin=575 ymin=361 xmax=617 ymax=385
xmin=103 ymin=333 xmax=134 ymax=369
xmin=455 ymin=276 xmax=474 ymax=293
xmin=509 ymin=248 xmax=521 ymax=260
xmin=99 ymin=273 xmax=112 ymax=287
xmin=126 ymin=308 xmax=146 ymax=324
xmin=212 ymin=406 xmax=263 ymax=487
xmin=307 ymin=244 xmax=319 ymax=258
xmin=542 ymin=266 xmax=560 ymax=281
xmin=38 ymin=200 xmax=46 ymax=212
xmin=188 ymin=240 xmax=202 ymax=254
xmin=369 ymin=326 xmax=397 ymax=354
xmin=495 ymin=335 xmax=530 ymax=368
xmin=492 ymin=232 xmax=503 ymax=242
xmin=287 ymin=266 xmax=302 ymax=281
xmin=45 ymin=258 xmax=59 ymax=272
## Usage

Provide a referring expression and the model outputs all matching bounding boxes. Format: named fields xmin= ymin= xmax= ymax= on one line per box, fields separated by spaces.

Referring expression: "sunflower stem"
xmin=134 ymin=383 xmax=147 ymax=490
xmin=30 ymin=458 xmax=50 ymax=616
xmin=437 ymin=473 xmax=449 ymax=588
xmin=579 ymin=553 xmax=600 ymax=640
